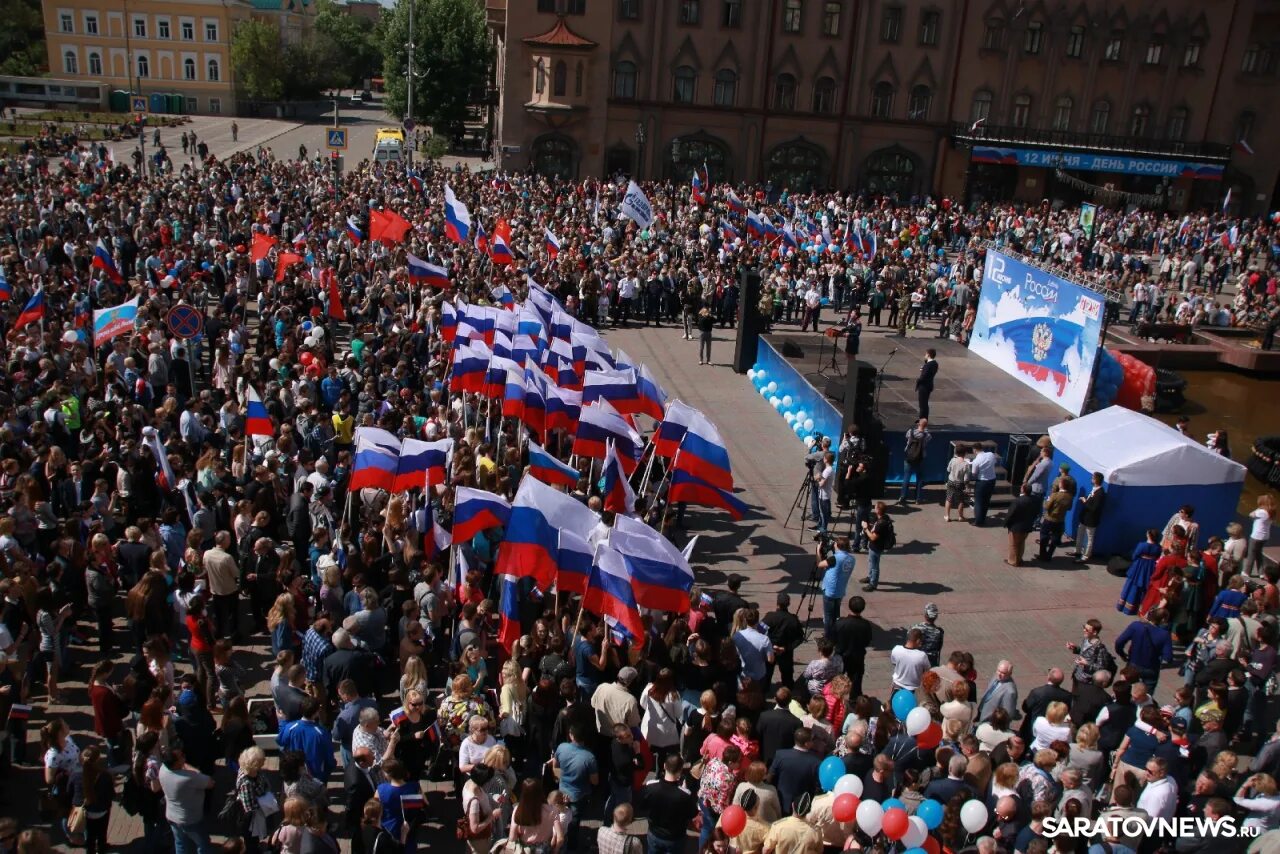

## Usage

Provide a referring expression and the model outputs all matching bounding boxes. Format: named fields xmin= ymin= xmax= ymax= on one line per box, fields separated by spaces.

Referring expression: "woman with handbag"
xmin=498 ymin=659 xmax=529 ymax=756
xmin=460 ymin=764 xmax=497 ymax=854
xmin=640 ymin=669 xmax=682 ymax=772
xmin=69 ymin=746 xmax=113 ymax=854
xmin=234 ymin=746 xmax=280 ymax=854
xmin=40 ymin=719 xmax=81 ymax=838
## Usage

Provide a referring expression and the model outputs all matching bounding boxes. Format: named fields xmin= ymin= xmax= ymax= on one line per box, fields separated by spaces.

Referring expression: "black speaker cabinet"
xmin=732 ymin=267 xmax=762 ymax=374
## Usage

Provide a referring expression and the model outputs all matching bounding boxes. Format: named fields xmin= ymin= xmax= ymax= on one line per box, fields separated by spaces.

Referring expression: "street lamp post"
xmin=634 ymin=122 xmax=646 ymax=180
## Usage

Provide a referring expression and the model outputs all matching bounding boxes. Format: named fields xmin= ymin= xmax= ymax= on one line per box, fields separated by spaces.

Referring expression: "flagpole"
xmin=658 ymin=449 xmax=680 ymax=532
xmin=639 ymin=443 xmax=659 ymax=496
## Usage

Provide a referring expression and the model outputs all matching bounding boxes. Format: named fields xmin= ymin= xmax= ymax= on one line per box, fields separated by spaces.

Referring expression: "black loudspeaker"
xmin=732 ymin=267 xmax=763 ymax=373
xmin=1006 ymin=434 xmax=1035 ymax=488
xmin=824 ymin=375 xmax=845 ymax=402
xmin=851 ymin=361 xmax=876 ymax=421
xmin=780 ymin=340 xmax=805 ymax=358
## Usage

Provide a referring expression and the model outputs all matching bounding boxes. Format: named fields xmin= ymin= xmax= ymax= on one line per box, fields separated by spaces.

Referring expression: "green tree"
xmin=313 ymin=0 xmax=380 ymax=87
xmin=381 ymin=0 xmax=494 ymax=138
xmin=230 ymin=19 xmax=286 ymax=101
xmin=0 ymin=0 xmax=46 ymax=77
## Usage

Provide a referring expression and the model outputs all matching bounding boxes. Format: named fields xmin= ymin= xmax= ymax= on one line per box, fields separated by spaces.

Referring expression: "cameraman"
xmin=805 ymin=436 xmax=832 ymax=531
xmin=816 ymin=536 xmax=855 ymax=638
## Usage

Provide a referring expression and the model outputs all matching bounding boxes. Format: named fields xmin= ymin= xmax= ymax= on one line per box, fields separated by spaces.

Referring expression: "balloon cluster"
xmin=1107 ymin=349 xmax=1157 ymax=413
xmin=1091 ymin=348 xmax=1125 ymax=410
xmin=747 ymin=365 xmax=817 ymax=443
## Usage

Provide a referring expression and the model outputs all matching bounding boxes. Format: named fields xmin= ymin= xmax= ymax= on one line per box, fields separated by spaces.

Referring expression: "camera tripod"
xmin=784 ymin=467 xmax=815 ymax=531
xmin=795 ymin=560 xmax=824 ymax=642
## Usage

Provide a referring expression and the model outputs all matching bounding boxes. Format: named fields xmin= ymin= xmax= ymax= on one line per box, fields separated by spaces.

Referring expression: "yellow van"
xmin=374 ymin=127 xmax=405 ymax=162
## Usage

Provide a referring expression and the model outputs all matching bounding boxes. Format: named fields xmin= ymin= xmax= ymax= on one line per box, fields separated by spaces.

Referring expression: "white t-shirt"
xmin=818 ymin=465 xmax=834 ymax=500
xmin=889 ymin=645 xmax=930 ymax=690
xmin=1250 ymin=508 xmax=1272 ymax=542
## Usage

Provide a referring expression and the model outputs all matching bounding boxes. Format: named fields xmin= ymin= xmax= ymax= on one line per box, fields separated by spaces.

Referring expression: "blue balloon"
xmin=904 ymin=849 xmax=927 ymax=854
xmin=882 ymin=798 xmax=906 ymax=813
xmin=819 ymin=756 xmax=845 ymax=792
xmin=891 ymin=688 xmax=917 ymax=720
xmin=917 ymin=799 xmax=944 ymax=830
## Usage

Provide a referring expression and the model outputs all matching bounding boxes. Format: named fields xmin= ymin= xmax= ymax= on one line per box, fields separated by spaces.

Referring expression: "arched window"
xmin=713 ymin=69 xmax=737 ymax=107
xmin=766 ymin=141 xmax=827 ymax=192
xmin=575 ymin=62 xmax=583 ymax=96
xmin=971 ymin=89 xmax=992 ymax=123
xmin=613 ymin=61 xmax=636 ymax=99
xmin=88 ymin=52 xmax=102 ymax=76
xmin=813 ymin=77 xmax=836 ymax=114
xmin=1130 ymin=103 xmax=1150 ymax=136
xmin=665 ymin=134 xmax=730 ymax=181
xmin=863 ymin=148 xmax=917 ymax=196
xmin=535 ymin=59 xmax=546 ymax=94
xmin=184 ymin=57 xmax=196 ymax=80
xmin=207 ymin=58 xmax=220 ymax=82
xmin=1012 ymin=93 xmax=1031 ymax=127
xmin=553 ymin=61 xmax=567 ymax=97
xmin=673 ymin=66 xmax=696 ymax=103
xmin=532 ymin=135 xmax=577 ymax=179
xmin=1090 ymin=100 xmax=1110 ymax=135
xmin=1052 ymin=96 xmax=1073 ymax=131
xmin=907 ymin=85 xmax=931 ymax=120
xmin=1166 ymin=106 xmax=1187 ymax=140
xmin=870 ymin=81 xmax=894 ymax=117
xmin=137 ymin=55 xmax=149 ymax=78
xmin=774 ymin=73 xmax=797 ymax=111
xmin=64 ymin=50 xmax=78 ymax=74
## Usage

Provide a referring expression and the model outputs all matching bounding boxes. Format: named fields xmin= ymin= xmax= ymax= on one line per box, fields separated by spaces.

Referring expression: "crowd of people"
xmin=0 ymin=123 xmax=1277 ymax=854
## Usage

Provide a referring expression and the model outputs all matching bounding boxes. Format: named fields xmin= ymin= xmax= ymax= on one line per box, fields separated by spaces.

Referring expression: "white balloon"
xmin=795 ymin=410 xmax=807 ymax=422
xmin=803 ymin=436 xmax=815 ymax=448
xmin=304 ymin=336 xmax=317 ymax=348
xmin=905 ymin=706 xmax=932 ymax=736
xmin=771 ymin=398 xmax=782 ymax=411
xmin=856 ymin=800 xmax=884 ymax=837
xmin=756 ymin=371 xmax=767 ymax=382
xmin=784 ymin=412 xmax=796 ymax=424
xmin=903 ymin=816 xmax=928 ymax=849
xmin=782 ymin=395 xmax=794 ymax=408
xmin=747 ymin=369 xmax=757 ymax=380
xmin=960 ymin=800 xmax=989 ymax=834
xmin=313 ymin=327 xmax=325 ymax=339
xmin=833 ymin=774 xmax=863 ymax=797
xmin=759 ymin=384 xmax=770 ymax=397
xmin=802 ymin=418 xmax=815 ymax=432
xmin=269 ymin=358 xmax=281 ymax=370
xmin=766 ymin=381 xmax=778 ymax=393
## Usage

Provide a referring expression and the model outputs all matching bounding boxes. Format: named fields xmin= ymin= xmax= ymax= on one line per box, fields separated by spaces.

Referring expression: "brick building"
xmin=488 ymin=0 xmax=1280 ymax=213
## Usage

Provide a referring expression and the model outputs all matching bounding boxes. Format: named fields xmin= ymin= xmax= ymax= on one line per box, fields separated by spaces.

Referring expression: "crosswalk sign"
xmin=131 ymin=96 xmax=148 ymax=113
xmin=326 ymin=128 xmax=348 ymax=150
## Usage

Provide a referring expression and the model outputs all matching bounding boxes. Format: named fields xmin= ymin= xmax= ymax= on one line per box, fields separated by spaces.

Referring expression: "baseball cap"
xmin=924 ymin=603 xmax=940 ymax=619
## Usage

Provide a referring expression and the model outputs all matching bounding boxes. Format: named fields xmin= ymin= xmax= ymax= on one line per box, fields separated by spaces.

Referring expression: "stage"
xmin=761 ymin=321 xmax=1071 ymax=484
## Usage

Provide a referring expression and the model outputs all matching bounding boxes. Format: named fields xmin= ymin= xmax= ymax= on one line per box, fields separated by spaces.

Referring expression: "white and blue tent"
xmin=1048 ymin=406 xmax=1245 ymax=558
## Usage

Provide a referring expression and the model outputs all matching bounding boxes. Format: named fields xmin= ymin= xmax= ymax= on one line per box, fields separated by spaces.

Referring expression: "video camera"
xmin=804 ymin=431 xmax=827 ymax=472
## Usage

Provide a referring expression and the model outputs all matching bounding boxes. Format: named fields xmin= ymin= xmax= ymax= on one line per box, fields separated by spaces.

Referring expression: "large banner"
xmin=970 ymin=249 xmax=1105 ymax=417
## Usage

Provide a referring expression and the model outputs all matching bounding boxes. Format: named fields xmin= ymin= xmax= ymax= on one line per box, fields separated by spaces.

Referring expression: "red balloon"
xmin=882 ymin=807 xmax=909 ymax=840
xmin=923 ymin=835 xmax=941 ymax=854
xmin=299 ymin=351 xmax=314 ymax=366
xmin=916 ymin=722 xmax=943 ymax=750
xmin=832 ymin=793 xmax=859 ymax=823
xmin=721 ymin=804 xmax=747 ymax=837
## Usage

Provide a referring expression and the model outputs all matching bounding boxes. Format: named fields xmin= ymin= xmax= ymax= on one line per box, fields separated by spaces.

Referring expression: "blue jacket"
xmin=278 ymin=718 xmax=336 ymax=781
xmin=1115 ymin=620 xmax=1173 ymax=671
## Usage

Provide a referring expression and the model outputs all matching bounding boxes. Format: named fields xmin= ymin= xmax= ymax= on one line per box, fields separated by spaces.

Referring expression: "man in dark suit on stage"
xmin=916 ymin=348 xmax=938 ymax=420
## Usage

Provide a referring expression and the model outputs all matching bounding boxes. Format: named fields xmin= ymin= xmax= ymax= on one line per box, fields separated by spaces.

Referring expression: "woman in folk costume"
xmin=1117 ymin=528 xmax=1163 ymax=615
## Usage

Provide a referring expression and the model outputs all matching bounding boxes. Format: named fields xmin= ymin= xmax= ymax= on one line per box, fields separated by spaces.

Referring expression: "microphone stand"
xmin=873 ymin=347 xmax=900 ymax=417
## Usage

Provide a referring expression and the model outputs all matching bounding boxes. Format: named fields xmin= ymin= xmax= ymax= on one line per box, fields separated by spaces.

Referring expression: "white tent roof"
xmin=1048 ymin=406 xmax=1246 ymax=488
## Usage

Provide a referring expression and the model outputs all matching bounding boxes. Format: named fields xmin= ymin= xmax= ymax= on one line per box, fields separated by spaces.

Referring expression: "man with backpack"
xmin=861 ymin=502 xmax=895 ymax=592
xmin=898 ymin=419 xmax=931 ymax=505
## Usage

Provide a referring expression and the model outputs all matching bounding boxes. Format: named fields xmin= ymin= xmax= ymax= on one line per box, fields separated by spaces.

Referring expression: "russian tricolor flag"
xmin=485 ymin=355 xmax=519 ymax=400
xmin=582 ymin=368 xmax=642 ymax=414
xmin=490 ymin=219 xmax=516 ymax=266
xmin=6 ymin=703 xmax=32 ymax=721
xmin=522 ymin=366 xmax=548 ymax=437
xmin=389 ymin=706 xmax=409 ymax=727
xmin=654 ymin=400 xmax=697 ymax=458
xmin=636 ymin=364 xmax=667 ymax=421
xmin=497 ymin=574 xmax=522 ymax=653
xmin=544 ymin=383 xmax=582 ymax=433
xmin=345 ymin=217 xmax=364 ymax=245
xmin=611 ymin=515 xmax=696 ymax=612
xmin=422 ymin=510 xmax=452 ymax=563
xmin=545 ymin=227 xmax=561 ymax=261
xmin=573 ymin=402 xmax=643 ymax=472
xmin=441 ymin=300 xmax=460 ymax=343
xmin=12 ymin=289 xmax=45 ymax=332
xmin=601 ymin=442 xmax=636 ymax=515
xmin=781 ymin=223 xmax=799 ymax=251
xmin=244 ymin=385 xmax=273 ymax=437
xmin=444 ymin=184 xmax=471 ymax=244
xmin=450 ymin=341 xmax=491 ymax=394
xmin=673 ymin=410 xmax=734 ymax=491
xmin=349 ymin=428 xmax=401 ymax=492
xmin=527 ymin=440 xmax=579 ymax=488
xmin=0 ymin=267 xmax=11 ymax=301
xmin=407 ymin=253 xmax=451 ymax=288
xmin=584 ymin=546 xmax=644 ymax=639
xmin=669 ymin=469 xmax=748 ymax=520
xmin=473 ymin=221 xmax=490 ymax=256
xmin=557 ymin=529 xmax=595 ymax=594
xmin=726 ymin=189 xmax=747 ymax=214
xmin=491 ymin=284 xmax=515 ymax=309
xmin=453 ymin=487 xmax=512 ymax=543
xmin=502 ymin=367 xmax=526 ymax=419
xmin=394 ymin=437 xmax=453 ymax=492
xmin=92 ymin=239 xmax=123 ymax=283
xmin=719 ymin=219 xmax=740 ymax=242
xmin=691 ymin=167 xmax=707 ymax=205
xmin=497 ymin=474 xmax=601 ymax=591
xmin=400 ymin=792 xmax=425 ymax=818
